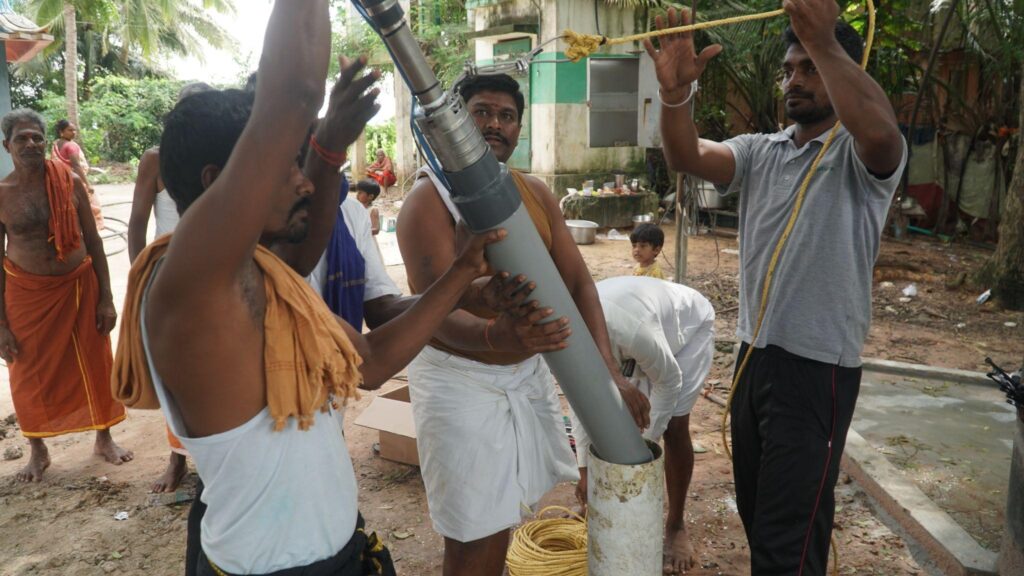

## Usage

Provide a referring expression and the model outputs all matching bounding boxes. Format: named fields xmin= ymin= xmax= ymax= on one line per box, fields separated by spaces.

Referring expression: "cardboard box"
xmin=354 ymin=385 xmax=419 ymax=466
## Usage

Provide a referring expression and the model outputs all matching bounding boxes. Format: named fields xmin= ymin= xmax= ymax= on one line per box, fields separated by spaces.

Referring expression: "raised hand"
xmin=642 ymin=7 xmax=723 ymax=101
xmin=783 ymin=0 xmax=841 ymax=52
xmin=315 ymin=55 xmax=381 ymax=153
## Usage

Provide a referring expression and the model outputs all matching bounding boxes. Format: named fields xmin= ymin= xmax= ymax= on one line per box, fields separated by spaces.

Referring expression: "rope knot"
xmin=563 ymin=29 xmax=606 ymax=63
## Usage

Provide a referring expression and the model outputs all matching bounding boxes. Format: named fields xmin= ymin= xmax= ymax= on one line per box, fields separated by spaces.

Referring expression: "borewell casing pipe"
xmin=587 ymin=441 xmax=665 ymax=575
xmin=354 ymin=0 xmax=652 ymax=465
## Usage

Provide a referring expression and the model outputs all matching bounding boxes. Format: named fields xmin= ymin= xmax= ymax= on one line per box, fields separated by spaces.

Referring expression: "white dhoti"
xmin=407 ymin=346 xmax=579 ymax=543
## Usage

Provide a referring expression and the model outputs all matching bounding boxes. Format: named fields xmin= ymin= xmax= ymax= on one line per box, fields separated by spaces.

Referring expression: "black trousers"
xmin=186 ymin=478 xmax=395 ymax=576
xmin=730 ymin=344 xmax=861 ymax=576
xmin=184 ymin=478 xmax=206 ymax=576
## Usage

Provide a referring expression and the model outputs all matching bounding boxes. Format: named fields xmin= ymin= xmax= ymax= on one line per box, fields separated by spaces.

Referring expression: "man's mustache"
xmin=785 ymin=90 xmax=814 ymax=100
xmin=483 ymin=131 xmax=508 ymax=146
xmin=289 ymin=197 xmax=312 ymax=217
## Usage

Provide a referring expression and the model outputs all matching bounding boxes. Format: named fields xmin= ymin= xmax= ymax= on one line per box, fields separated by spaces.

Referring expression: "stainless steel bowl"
xmin=566 ymin=220 xmax=599 ymax=245
xmin=632 ymin=213 xmax=654 ymax=225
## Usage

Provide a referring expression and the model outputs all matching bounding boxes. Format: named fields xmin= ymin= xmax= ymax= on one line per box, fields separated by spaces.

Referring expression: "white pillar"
xmin=351 ymin=131 xmax=367 ymax=186
xmin=392 ymin=0 xmax=419 ymax=191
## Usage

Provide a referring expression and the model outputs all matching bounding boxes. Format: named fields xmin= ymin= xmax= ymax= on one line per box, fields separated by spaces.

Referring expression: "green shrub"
xmin=37 ymin=76 xmax=183 ymax=164
xmin=365 ymin=123 xmax=396 ymax=160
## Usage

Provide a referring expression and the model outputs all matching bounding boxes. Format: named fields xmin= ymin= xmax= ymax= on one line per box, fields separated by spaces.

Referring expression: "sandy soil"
xmin=0 ymin=188 xmax=1021 ymax=575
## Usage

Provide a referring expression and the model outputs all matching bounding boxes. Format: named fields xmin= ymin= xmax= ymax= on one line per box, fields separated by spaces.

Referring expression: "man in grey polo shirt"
xmin=645 ymin=0 xmax=906 ymax=574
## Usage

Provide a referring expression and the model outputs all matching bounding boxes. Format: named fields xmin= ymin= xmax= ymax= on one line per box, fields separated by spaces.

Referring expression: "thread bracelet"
xmin=309 ymin=135 xmax=347 ymax=167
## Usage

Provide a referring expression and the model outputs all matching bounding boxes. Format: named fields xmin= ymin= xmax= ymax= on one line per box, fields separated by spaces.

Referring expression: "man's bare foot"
xmin=663 ymin=527 xmax=696 ymax=574
xmin=94 ymin=430 xmax=133 ymax=465
xmin=16 ymin=439 xmax=50 ymax=482
xmin=151 ymin=452 xmax=188 ymax=493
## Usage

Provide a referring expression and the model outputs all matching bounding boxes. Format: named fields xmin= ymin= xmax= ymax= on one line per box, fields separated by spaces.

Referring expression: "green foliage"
xmin=657 ymin=0 xmax=788 ymax=134
xmin=11 ymin=0 xmax=234 ymax=112
xmin=27 ymin=0 xmax=235 ymax=61
xmin=604 ymin=0 xmax=663 ymax=8
xmin=331 ymin=0 xmax=471 ymax=86
xmin=365 ymin=123 xmax=397 ymax=160
xmin=409 ymin=0 xmax=472 ymax=85
xmin=36 ymin=76 xmax=182 ymax=163
xmin=844 ymin=0 xmax=927 ymax=102
xmin=331 ymin=1 xmax=392 ymax=76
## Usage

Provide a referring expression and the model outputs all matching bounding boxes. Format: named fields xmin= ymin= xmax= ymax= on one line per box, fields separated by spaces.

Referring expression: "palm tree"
xmin=61 ymin=2 xmax=77 ymax=126
xmin=25 ymin=0 xmax=235 ymax=127
xmin=686 ymin=0 xmax=789 ymax=134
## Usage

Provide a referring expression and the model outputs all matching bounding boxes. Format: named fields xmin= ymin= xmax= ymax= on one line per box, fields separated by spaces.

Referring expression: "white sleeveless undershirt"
xmin=153 ymin=190 xmax=179 ymax=237
xmin=140 ymin=261 xmax=358 ymax=574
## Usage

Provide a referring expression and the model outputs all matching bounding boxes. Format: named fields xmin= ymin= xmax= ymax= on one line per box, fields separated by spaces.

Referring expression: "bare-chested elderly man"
xmin=0 ymin=108 xmax=132 ymax=483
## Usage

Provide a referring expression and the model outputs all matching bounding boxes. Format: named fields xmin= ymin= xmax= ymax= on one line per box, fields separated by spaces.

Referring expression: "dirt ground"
xmin=1 ymin=192 xmax=1021 ymax=575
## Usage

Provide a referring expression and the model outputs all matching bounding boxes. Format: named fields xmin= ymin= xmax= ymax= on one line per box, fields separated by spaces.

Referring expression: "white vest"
xmin=141 ymin=262 xmax=359 ymax=574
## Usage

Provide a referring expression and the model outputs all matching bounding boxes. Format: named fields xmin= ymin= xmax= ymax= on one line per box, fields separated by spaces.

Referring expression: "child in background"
xmin=631 ymin=223 xmax=666 ymax=279
xmin=355 ymin=179 xmax=382 ymax=235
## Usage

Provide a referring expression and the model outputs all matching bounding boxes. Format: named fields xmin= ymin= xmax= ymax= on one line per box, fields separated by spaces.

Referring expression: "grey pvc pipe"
xmin=356 ymin=0 xmax=652 ymax=466
xmin=446 ymin=156 xmax=653 ymax=465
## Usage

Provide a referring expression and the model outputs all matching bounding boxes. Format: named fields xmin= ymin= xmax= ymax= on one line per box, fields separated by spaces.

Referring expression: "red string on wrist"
xmin=484 ymin=317 xmax=497 ymax=351
xmin=309 ymin=135 xmax=347 ymax=167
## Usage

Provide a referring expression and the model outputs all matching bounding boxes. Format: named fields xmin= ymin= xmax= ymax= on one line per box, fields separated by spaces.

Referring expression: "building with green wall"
xmin=465 ymin=0 xmax=659 ymax=196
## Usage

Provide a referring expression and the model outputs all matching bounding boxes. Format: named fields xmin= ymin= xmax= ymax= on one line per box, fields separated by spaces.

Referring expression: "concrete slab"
xmin=841 ymin=365 xmax=1020 ymax=575
xmin=861 ymin=358 xmax=991 ymax=387
xmin=842 ymin=428 xmax=998 ymax=575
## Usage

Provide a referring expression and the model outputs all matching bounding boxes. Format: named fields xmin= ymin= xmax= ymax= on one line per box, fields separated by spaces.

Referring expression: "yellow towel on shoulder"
xmin=112 ymin=235 xmax=362 ymax=431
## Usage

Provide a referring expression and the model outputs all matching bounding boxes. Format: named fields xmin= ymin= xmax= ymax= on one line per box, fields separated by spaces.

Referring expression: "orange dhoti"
xmin=368 ymin=169 xmax=396 ymax=188
xmin=4 ymin=256 xmax=125 ymax=438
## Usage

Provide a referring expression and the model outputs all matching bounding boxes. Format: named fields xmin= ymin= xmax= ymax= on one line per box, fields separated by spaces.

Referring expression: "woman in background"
xmin=52 ymin=119 xmax=103 ymax=229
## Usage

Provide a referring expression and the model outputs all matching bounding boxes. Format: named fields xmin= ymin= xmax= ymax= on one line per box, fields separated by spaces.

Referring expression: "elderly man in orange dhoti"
xmin=0 ymin=109 xmax=132 ymax=482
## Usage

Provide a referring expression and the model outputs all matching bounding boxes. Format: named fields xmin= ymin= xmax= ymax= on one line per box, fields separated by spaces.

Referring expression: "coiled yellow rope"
xmin=506 ymin=506 xmax=588 ymax=576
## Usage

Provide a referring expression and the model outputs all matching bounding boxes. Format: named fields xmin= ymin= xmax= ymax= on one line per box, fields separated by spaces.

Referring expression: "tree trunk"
xmin=979 ymin=64 xmax=1024 ymax=310
xmin=63 ymin=3 xmax=79 ymax=128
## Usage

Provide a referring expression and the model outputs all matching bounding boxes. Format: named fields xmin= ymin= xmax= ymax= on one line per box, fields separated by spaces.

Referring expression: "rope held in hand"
xmin=563 ymin=8 xmax=786 ymax=62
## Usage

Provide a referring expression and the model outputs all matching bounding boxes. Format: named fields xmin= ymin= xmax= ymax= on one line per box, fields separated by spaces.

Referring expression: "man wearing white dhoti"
xmin=397 ymin=74 xmax=650 ymax=576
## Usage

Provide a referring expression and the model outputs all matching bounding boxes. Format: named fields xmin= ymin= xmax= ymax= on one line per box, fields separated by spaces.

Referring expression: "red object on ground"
xmin=906 ymin=183 xmax=945 ymax=228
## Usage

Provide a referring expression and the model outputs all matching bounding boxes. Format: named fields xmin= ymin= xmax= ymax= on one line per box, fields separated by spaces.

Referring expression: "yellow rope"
xmin=564 ymin=8 xmax=785 ymax=62
xmin=506 ymin=507 xmax=588 ymax=576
